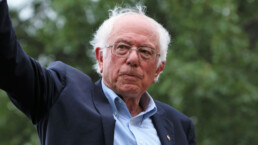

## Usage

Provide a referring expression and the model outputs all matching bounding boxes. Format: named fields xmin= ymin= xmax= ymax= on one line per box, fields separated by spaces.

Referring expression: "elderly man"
xmin=0 ymin=0 xmax=196 ymax=145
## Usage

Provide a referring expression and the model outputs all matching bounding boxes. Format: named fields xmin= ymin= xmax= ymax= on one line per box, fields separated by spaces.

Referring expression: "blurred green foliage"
xmin=0 ymin=0 xmax=257 ymax=145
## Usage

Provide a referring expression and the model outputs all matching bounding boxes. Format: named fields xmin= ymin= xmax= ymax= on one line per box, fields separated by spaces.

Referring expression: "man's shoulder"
xmin=47 ymin=61 xmax=76 ymax=72
xmin=46 ymin=61 xmax=93 ymax=84
xmin=47 ymin=61 xmax=86 ymax=75
xmin=154 ymin=100 xmax=192 ymax=122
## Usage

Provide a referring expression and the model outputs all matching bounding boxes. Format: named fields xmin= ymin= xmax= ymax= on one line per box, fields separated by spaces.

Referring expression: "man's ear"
xmin=153 ymin=61 xmax=165 ymax=83
xmin=95 ymin=47 xmax=103 ymax=73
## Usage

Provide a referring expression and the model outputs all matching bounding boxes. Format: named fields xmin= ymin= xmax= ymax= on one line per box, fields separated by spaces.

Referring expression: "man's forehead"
xmin=114 ymin=14 xmax=156 ymax=31
xmin=108 ymin=14 xmax=159 ymax=47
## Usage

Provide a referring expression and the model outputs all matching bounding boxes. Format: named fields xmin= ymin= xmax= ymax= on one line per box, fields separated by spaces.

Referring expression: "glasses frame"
xmin=106 ymin=42 xmax=160 ymax=62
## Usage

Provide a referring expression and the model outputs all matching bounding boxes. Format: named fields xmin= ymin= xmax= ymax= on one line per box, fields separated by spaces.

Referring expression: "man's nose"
xmin=126 ymin=47 xmax=139 ymax=67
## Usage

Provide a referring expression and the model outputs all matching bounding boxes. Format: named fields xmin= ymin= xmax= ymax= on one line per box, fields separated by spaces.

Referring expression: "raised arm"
xmin=0 ymin=0 xmax=64 ymax=124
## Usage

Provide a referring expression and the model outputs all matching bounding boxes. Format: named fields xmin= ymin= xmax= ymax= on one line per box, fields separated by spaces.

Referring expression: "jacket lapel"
xmin=93 ymin=79 xmax=115 ymax=145
xmin=152 ymin=105 xmax=175 ymax=145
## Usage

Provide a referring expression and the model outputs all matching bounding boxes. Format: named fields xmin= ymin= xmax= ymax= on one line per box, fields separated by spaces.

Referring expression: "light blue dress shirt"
xmin=101 ymin=80 xmax=161 ymax=145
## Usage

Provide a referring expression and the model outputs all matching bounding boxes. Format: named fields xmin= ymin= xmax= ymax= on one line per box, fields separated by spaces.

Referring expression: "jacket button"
xmin=167 ymin=135 xmax=171 ymax=141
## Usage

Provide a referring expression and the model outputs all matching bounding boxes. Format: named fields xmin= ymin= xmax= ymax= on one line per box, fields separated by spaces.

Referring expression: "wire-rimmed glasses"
xmin=106 ymin=42 xmax=160 ymax=62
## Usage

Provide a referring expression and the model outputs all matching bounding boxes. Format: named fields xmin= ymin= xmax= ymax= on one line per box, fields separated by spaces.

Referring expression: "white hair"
xmin=90 ymin=5 xmax=171 ymax=78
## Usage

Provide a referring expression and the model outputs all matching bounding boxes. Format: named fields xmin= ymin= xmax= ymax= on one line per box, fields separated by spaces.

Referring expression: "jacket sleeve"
xmin=0 ymin=0 xmax=64 ymax=124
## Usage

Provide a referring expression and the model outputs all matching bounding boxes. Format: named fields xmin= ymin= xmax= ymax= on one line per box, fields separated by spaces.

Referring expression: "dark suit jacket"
xmin=0 ymin=0 xmax=196 ymax=145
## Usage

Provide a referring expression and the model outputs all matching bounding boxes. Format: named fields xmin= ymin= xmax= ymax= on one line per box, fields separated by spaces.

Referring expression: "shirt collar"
xmin=101 ymin=79 xmax=157 ymax=120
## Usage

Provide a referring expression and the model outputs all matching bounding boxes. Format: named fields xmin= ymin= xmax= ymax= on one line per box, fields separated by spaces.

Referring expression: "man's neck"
xmin=122 ymin=97 xmax=143 ymax=117
xmin=121 ymin=93 xmax=150 ymax=117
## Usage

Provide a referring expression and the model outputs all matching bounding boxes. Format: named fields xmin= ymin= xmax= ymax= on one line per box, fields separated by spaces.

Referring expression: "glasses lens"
xmin=113 ymin=42 xmax=130 ymax=56
xmin=111 ymin=42 xmax=158 ymax=62
xmin=138 ymin=47 xmax=155 ymax=61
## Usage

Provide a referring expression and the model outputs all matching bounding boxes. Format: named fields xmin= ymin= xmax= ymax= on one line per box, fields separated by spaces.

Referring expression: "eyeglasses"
xmin=106 ymin=42 xmax=160 ymax=62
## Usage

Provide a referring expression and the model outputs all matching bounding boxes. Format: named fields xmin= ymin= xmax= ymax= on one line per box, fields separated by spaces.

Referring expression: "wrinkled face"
xmin=96 ymin=14 xmax=165 ymax=99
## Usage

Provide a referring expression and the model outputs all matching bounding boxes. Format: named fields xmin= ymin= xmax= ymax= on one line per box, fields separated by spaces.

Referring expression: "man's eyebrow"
xmin=115 ymin=38 xmax=132 ymax=44
xmin=115 ymin=38 xmax=154 ymax=48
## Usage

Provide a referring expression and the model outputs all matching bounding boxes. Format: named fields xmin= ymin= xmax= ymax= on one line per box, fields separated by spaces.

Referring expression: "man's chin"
xmin=117 ymin=84 xmax=142 ymax=97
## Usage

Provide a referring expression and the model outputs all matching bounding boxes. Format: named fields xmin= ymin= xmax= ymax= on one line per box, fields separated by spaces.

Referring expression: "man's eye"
xmin=139 ymin=48 xmax=153 ymax=55
xmin=117 ymin=44 xmax=130 ymax=50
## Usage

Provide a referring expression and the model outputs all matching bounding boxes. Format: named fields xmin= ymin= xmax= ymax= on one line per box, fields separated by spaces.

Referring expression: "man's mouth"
xmin=119 ymin=72 xmax=143 ymax=80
